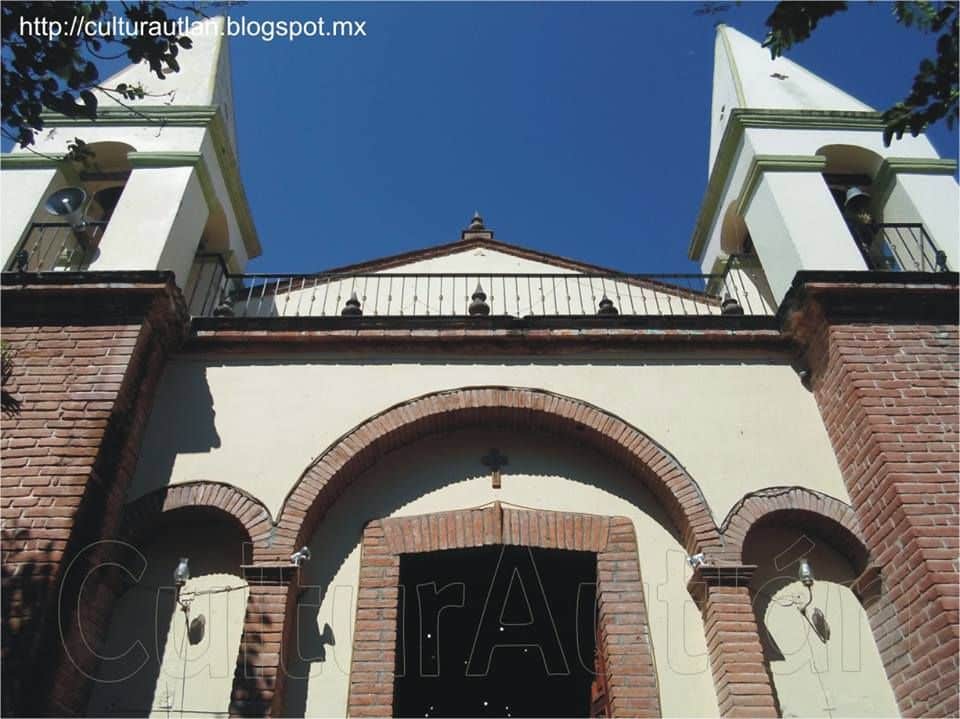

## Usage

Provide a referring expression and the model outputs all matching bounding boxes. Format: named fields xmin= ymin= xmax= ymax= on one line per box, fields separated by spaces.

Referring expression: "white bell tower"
xmin=690 ymin=24 xmax=958 ymax=306
xmin=0 ymin=16 xmax=259 ymax=293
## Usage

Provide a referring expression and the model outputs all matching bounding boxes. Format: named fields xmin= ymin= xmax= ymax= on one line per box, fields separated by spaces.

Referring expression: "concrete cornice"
xmin=31 ymin=105 xmax=261 ymax=260
xmin=689 ymin=108 xmax=887 ymax=262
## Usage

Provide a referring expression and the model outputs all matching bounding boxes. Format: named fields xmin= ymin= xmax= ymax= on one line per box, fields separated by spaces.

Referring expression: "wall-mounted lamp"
xmin=44 ymin=187 xmax=88 ymax=230
xmin=174 ymin=557 xmax=191 ymax=613
xmin=290 ymin=546 xmax=311 ymax=567
xmin=687 ymin=552 xmax=707 ymax=569
xmin=174 ymin=557 xmax=190 ymax=587
xmin=796 ymin=558 xmax=830 ymax=642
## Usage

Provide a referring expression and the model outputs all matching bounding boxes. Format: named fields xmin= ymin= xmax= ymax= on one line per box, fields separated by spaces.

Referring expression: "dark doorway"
xmin=395 ymin=545 xmax=596 ymax=718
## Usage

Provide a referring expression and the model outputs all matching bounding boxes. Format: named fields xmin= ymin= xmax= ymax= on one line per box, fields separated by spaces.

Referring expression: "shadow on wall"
xmin=130 ymin=363 xmax=222 ymax=499
xmin=86 ymin=510 xmax=248 ymax=717
xmin=744 ymin=526 xmax=899 ymax=719
xmin=0 ymin=532 xmax=55 ymax=715
xmin=282 ymin=426 xmax=682 ymax=717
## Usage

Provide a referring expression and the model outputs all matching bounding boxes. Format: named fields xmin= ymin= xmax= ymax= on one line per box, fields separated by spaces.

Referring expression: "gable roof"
xmin=272 ymin=221 xmax=719 ymax=308
xmin=314 ymin=235 xmax=636 ymax=276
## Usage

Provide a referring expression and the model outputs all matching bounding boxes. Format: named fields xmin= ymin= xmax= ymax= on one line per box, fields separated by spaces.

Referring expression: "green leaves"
xmin=762 ymin=0 xmax=958 ymax=145
xmin=762 ymin=2 xmax=848 ymax=58
xmin=1 ymin=1 xmax=197 ymax=147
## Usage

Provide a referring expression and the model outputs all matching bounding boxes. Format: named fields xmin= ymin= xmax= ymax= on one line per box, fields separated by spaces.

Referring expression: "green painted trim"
xmin=127 ymin=151 xmax=217 ymax=214
xmin=1 ymin=153 xmax=66 ymax=169
xmin=688 ymin=108 xmax=888 ymax=261
xmin=729 ymin=108 xmax=886 ymax=131
xmin=127 ymin=151 xmax=203 ymax=168
xmin=716 ymin=26 xmax=746 ymax=106
xmin=874 ymin=157 xmax=958 ymax=209
xmin=38 ymin=105 xmax=218 ymax=127
xmin=30 ymin=105 xmax=260 ymax=259
xmin=735 ymin=154 xmax=827 ymax=216
xmin=880 ymin=157 xmax=957 ymax=174
xmin=688 ymin=118 xmax=746 ymax=264
xmin=207 ymin=112 xmax=261 ymax=258
xmin=0 ymin=153 xmax=83 ymax=185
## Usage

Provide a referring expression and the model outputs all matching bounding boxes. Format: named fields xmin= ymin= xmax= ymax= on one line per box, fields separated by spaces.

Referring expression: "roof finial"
xmin=461 ymin=211 xmax=494 ymax=242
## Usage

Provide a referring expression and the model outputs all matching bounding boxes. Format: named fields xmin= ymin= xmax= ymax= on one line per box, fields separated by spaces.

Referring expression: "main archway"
xmin=265 ymin=386 xmax=722 ymax=563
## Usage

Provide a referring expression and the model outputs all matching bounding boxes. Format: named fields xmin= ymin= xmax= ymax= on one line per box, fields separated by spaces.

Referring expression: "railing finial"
xmin=341 ymin=291 xmax=363 ymax=317
xmin=469 ymin=283 xmax=490 ymax=316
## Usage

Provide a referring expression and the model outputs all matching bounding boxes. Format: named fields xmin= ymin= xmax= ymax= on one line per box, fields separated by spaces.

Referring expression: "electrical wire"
xmin=124 ymin=582 xmax=248 ymax=599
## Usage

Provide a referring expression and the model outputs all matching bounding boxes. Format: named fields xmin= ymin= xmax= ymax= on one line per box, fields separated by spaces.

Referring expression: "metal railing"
xmin=187 ymin=254 xmax=776 ymax=319
xmin=856 ymin=223 xmax=948 ymax=272
xmin=5 ymin=221 xmax=106 ymax=272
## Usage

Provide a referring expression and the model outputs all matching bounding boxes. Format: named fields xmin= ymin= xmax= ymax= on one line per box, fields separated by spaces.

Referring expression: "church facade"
xmin=1 ymin=19 xmax=957 ymax=719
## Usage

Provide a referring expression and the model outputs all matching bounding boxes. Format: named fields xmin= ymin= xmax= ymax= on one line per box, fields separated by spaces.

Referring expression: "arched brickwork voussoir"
xmin=121 ymin=481 xmax=274 ymax=551
xmin=269 ymin=386 xmax=721 ymax=562
xmin=720 ymin=486 xmax=870 ymax=572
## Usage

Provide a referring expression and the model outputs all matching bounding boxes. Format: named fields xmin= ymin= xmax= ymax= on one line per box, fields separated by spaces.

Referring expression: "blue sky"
xmin=6 ymin=2 xmax=958 ymax=274
xmin=226 ymin=2 xmax=957 ymax=274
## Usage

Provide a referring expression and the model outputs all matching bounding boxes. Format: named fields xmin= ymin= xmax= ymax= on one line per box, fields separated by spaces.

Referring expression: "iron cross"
xmin=481 ymin=448 xmax=509 ymax=489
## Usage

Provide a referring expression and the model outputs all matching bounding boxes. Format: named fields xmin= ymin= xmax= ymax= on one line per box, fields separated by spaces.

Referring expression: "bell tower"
xmin=689 ymin=24 xmax=958 ymax=305
xmin=0 ymin=16 xmax=259 ymax=291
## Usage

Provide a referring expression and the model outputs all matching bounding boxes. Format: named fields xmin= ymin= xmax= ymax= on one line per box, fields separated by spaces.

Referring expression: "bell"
xmin=844 ymin=186 xmax=871 ymax=207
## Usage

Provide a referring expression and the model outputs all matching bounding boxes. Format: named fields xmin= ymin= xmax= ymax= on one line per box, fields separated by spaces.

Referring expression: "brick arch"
xmin=269 ymin=386 xmax=721 ymax=562
xmin=720 ymin=486 xmax=870 ymax=572
xmin=121 ymin=481 xmax=273 ymax=549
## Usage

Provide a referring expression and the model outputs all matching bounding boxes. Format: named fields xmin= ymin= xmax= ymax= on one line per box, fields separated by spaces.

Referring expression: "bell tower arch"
xmin=689 ymin=24 xmax=958 ymax=305
xmin=0 ymin=16 xmax=260 ymax=287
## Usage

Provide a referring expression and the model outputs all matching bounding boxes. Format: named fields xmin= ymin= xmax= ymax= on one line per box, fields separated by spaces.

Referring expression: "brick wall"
xmin=0 ymin=274 xmax=186 ymax=715
xmin=790 ymin=277 xmax=959 ymax=718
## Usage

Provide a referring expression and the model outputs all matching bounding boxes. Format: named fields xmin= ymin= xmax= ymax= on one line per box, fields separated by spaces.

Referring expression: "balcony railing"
xmin=5 ymin=221 xmax=106 ymax=272
xmin=187 ymin=254 xmax=775 ymax=319
xmin=856 ymin=223 xmax=948 ymax=272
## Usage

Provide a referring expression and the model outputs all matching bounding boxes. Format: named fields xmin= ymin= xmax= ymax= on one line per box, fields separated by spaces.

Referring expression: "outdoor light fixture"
xmin=44 ymin=187 xmax=88 ymax=230
xmin=174 ymin=557 xmax=190 ymax=587
xmin=173 ymin=557 xmax=192 ymax=613
xmin=687 ymin=552 xmax=707 ymax=568
xmin=290 ymin=546 xmax=311 ymax=567
xmin=796 ymin=557 xmax=831 ymax=642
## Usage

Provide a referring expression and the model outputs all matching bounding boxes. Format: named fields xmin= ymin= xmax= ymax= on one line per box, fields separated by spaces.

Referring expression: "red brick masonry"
xmin=348 ymin=504 xmax=661 ymax=718
xmin=0 ymin=275 xmax=186 ymax=715
xmin=789 ymin=277 xmax=959 ymax=717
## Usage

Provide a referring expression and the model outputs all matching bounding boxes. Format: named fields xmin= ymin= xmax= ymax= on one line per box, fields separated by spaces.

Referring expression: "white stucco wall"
xmin=377 ymin=247 xmax=582 ymax=275
xmin=87 ymin=517 xmax=248 ymax=718
xmin=92 ymin=166 xmax=209 ymax=287
xmin=128 ymin=353 xmax=849 ymax=526
xmin=248 ymin=271 xmax=719 ymax=318
xmin=289 ymin=429 xmax=720 ymax=718
xmin=744 ymin=172 xmax=867 ymax=301
xmin=745 ymin=527 xmax=899 ymax=719
xmin=0 ymin=167 xmax=60 ymax=267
